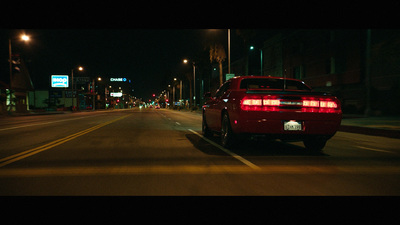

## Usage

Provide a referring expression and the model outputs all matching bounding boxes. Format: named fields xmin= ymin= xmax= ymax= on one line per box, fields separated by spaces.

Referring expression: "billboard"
xmin=51 ymin=75 xmax=69 ymax=88
xmin=110 ymin=92 xmax=123 ymax=97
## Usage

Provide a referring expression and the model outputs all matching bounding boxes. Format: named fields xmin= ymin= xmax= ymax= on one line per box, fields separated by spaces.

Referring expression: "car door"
xmin=206 ymin=82 xmax=231 ymax=131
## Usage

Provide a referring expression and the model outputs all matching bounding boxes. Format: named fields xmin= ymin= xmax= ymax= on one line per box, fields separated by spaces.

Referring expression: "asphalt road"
xmin=0 ymin=108 xmax=400 ymax=195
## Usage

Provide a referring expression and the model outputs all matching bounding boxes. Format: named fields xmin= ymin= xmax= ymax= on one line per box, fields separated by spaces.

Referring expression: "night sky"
xmin=1 ymin=2 xmax=388 ymax=99
xmin=1 ymin=29 xmax=254 ymax=99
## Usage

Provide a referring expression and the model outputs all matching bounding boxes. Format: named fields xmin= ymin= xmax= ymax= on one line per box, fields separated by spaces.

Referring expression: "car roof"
xmin=230 ymin=75 xmax=302 ymax=82
xmin=226 ymin=75 xmax=309 ymax=90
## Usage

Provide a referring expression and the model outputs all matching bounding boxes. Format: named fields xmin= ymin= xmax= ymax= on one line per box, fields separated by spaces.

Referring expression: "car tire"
xmin=221 ymin=113 xmax=235 ymax=148
xmin=303 ymin=138 xmax=327 ymax=153
xmin=202 ymin=113 xmax=213 ymax=138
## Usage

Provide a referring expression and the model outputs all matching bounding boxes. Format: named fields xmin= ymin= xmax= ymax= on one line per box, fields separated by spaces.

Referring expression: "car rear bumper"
xmin=232 ymin=111 xmax=342 ymax=137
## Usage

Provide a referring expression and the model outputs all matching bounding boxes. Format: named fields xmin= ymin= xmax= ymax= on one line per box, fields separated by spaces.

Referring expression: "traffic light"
xmin=152 ymin=94 xmax=155 ymax=97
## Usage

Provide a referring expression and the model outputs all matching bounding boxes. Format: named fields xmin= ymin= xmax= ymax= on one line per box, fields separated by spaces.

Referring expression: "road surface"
xmin=1 ymin=108 xmax=399 ymax=195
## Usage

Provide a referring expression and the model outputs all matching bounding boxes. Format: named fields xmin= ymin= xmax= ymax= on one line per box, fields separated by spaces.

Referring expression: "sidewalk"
xmin=340 ymin=115 xmax=400 ymax=139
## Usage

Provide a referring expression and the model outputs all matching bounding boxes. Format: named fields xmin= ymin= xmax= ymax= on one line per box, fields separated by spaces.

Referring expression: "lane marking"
xmin=0 ymin=165 xmax=399 ymax=177
xmin=188 ymin=129 xmax=261 ymax=170
xmin=0 ymin=115 xmax=131 ymax=168
xmin=0 ymin=115 xmax=96 ymax=132
xmin=175 ymin=122 xmax=181 ymax=125
xmin=354 ymin=146 xmax=396 ymax=154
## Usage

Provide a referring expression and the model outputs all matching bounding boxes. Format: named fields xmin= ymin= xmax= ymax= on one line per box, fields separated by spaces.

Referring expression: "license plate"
xmin=284 ymin=120 xmax=302 ymax=131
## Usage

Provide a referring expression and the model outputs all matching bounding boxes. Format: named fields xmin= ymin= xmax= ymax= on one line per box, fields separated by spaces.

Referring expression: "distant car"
xmin=155 ymin=105 xmax=160 ymax=109
xmin=202 ymin=76 xmax=342 ymax=152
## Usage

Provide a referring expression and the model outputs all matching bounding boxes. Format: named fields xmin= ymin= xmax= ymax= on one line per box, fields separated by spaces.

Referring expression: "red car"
xmin=202 ymin=76 xmax=342 ymax=152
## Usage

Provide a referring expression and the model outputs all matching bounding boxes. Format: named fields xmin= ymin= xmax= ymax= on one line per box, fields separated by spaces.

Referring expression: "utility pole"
xmin=8 ymin=39 xmax=13 ymax=112
xmin=228 ymin=29 xmax=231 ymax=74
xmin=364 ymin=29 xmax=372 ymax=117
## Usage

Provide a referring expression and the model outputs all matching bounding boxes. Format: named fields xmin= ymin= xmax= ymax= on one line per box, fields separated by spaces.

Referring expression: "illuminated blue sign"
xmin=51 ymin=75 xmax=69 ymax=88
xmin=110 ymin=77 xmax=127 ymax=82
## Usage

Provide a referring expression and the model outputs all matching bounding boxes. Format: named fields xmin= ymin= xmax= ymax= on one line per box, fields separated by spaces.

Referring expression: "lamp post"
xmin=228 ymin=29 xmax=230 ymax=74
xmin=8 ymin=33 xmax=30 ymax=112
xmin=183 ymin=59 xmax=196 ymax=107
xmin=173 ymin=78 xmax=176 ymax=106
xmin=173 ymin=77 xmax=183 ymax=107
xmin=250 ymin=46 xmax=263 ymax=76
xmin=71 ymin=66 xmax=83 ymax=110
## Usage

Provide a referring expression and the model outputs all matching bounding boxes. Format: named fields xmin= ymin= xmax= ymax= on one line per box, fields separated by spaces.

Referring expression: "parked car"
xmin=202 ymin=76 xmax=342 ymax=152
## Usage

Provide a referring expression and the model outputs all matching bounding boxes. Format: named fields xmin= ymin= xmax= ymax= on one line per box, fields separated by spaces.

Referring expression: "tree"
xmin=209 ymin=44 xmax=226 ymax=86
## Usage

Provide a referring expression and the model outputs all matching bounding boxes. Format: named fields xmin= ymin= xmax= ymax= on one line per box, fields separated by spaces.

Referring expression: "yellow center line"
xmin=0 ymin=114 xmax=130 ymax=168
xmin=0 ymin=165 xmax=399 ymax=177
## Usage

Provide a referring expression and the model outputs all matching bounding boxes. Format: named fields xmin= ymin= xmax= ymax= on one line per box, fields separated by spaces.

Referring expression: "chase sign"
xmin=51 ymin=75 xmax=69 ymax=88
xmin=110 ymin=77 xmax=127 ymax=82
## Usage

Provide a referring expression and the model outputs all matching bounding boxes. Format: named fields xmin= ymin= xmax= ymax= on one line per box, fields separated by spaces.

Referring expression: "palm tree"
xmin=209 ymin=44 xmax=226 ymax=86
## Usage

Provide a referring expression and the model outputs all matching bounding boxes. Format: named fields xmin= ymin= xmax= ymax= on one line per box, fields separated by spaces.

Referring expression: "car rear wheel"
xmin=221 ymin=113 xmax=235 ymax=148
xmin=303 ymin=138 xmax=327 ymax=153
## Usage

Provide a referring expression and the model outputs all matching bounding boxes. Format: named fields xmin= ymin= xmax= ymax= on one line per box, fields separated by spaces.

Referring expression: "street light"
xmin=21 ymin=34 xmax=30 ymax=41
xmin=71 ymin=66 xmax=84 ymax=110
xmin=173 ymin=77 xmax=183 ymax=105
xmin=8 ymin=33 xmax=30 ymax=112
xmin=183 ymin=59 xmax=196 ymax=107
xmin=250 ymin=45 xmax=263 ymax=76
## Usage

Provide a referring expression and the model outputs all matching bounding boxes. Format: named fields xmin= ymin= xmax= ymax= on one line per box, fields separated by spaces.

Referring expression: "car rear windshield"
xmin=240 ymin=78 xmax=311 ymax=91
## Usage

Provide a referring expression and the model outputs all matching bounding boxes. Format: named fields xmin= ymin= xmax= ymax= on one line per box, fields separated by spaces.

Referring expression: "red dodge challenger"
xmin=202 ymin=76 xmax=342 ymax=152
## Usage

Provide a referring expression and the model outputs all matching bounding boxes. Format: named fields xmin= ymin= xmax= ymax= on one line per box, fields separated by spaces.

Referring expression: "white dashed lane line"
xmin=188 ymin=129 xmax=261 ymax=170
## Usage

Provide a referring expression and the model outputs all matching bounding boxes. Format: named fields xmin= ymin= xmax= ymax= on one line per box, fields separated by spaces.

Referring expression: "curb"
xmin=339 ymin=125 xmax=400 ymax=139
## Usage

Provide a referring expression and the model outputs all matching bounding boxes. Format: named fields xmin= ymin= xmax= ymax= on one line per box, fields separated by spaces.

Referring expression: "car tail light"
xmin=302 ymin=100 xmax=319 ymax=107
xmin=241 ymin=96 xmax=280 ymax=111
xmin=302 ymin=99 xmax=338 ymax=108
xmin=301 ymin=97 xmax=340 ymax=113
xmin=242 ymin=99 xmax=262 ymax=106
xmin=241 ymin=96 xmax=340 ymax=113
xmin=320 ymin=101 xmax=338 ymax=108
xmin=263 ymin=99 xmax=280 ymax=106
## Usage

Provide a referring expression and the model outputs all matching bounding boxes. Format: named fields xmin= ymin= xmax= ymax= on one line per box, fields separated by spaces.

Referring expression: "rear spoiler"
xmin=245 ymin=89 xmax=332 ymax=96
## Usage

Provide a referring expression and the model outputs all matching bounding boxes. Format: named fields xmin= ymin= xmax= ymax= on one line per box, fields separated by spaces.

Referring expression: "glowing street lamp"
xmin=71 ymin=66 xmax=84 ymax=110
xmin=8 ymin=33 xmax=31 ymax=112
xmin=20 ymin=34 xmax=30 ymax=41
xmin=183 ymin=59 xmax=196 ymax=107
xmin=249 ymin=45 xmax=263 ymax=75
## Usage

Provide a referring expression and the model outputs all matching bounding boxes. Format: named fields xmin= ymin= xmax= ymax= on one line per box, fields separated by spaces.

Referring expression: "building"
xmin=0 ymin=56 xmax=34 ymax=114
xmin=256 ymin=29 xmax=400 ymax=116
